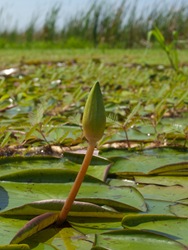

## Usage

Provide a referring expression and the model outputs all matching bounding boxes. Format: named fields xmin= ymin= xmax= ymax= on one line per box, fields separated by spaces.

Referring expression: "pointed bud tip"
xmin=82 ymin=82 xmax=106 ymax=145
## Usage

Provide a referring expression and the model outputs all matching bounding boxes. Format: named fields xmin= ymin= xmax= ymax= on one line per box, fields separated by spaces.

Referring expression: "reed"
xmin=0 ymin=0 xmax=188 ymax=49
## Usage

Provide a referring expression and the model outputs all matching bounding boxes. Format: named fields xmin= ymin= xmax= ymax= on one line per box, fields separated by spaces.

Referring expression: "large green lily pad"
xmin=92 ymin=229 xmax=186 ymax=250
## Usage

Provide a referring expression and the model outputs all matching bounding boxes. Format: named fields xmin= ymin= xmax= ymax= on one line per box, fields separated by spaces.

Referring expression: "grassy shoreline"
xmin=1 ymin=48 xmax=188 ymax=68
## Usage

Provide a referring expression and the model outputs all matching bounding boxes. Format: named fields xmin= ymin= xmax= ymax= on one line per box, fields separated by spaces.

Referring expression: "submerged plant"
xmin=10 ymin=81 xmax=106 ymax=243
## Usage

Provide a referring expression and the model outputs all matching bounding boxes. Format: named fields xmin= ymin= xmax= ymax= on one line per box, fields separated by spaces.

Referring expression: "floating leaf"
xmin=137 ymin=185 xmax=188 ymax=202
xmin=92 ymin=229 xmax=186 ymax=250
xmin=0 ymin=214 xmax=117 ymax=247
xmin=0 ymin=217 xmax=30 ymax=245
xmin=23 ymin=225 xmax=93 ymax=250
xmin=63 ymin=151 xmax=111 ymax=165
xmin=145 ymin=199 xmax=176 ymax=215
xmin=149 ymin=162 xmax=188 ymax=175
xmin=122 ymin=214 xmax=178 ymax=227
xmin=0 ymin=169 xmax=104 ymax=184
xmin=0 ymin=155 xmax=110 ymax=181
xmin=0 ymin=244 xmax=30 ymax=249
xmin=1 ymin=199 xmax=124 ymax=220
xmin=135 ymin=176 xmax=188 ymax=187
xmin=0 ymin=181 xmax=147 ymax=213
xmin=122 ymin=214 xmax=188 ymax=246
xmin=28 ymin=103 xmax=46 ymax=126
xmin=107 ymin=148 xmax=188 ymax=177
xmin=169 ymin=204 xmax=188 ymax=217
xmin=10 ymin=212 xmax=59 ymax=244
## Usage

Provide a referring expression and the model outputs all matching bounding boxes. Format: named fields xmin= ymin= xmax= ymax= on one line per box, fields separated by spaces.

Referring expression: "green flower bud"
xmin=82 ymin=82 xmax=106 ymax=145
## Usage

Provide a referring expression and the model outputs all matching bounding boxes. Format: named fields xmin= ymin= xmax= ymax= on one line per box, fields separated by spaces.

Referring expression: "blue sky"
xmin=0 ymin=0 xmax=187 ymax=31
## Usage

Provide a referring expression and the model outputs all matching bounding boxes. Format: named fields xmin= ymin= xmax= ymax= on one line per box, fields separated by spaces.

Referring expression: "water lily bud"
xmin=82 ymin=82 xmax=106 ymax=145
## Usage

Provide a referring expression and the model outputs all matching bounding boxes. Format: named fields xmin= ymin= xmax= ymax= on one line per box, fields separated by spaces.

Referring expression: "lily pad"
xmin=92 ymin=229 xmax=186 ymax=250
xmin=107 ymin=148 xmax=188 ymax=177
xmin=0 ymin=180 xmax=147 ymax=213
xmin=0 ymin=216 xmax=93 ymax=249
xmin=137 ymin=185 xmax=188 ymax=202
xmin=122 ymin=214 xmax=188 ymax=246
xmin=135 ymin=176 xmax=188 ymax=187
xmin=0 ymin=155 xmax=110 ymax=181
xmin=169 ymin=203 xmax=188 ymax=217
xmin=1 ymin=199 xmax=124 ymax=220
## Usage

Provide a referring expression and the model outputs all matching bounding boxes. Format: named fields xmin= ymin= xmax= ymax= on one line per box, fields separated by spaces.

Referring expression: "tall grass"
xmin=0 ymin=0 xmax=188 ymax=49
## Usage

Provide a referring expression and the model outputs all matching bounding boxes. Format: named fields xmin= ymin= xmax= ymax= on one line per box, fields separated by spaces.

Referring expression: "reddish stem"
xmin=58 ymin=143 xmax=95 ymax=224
